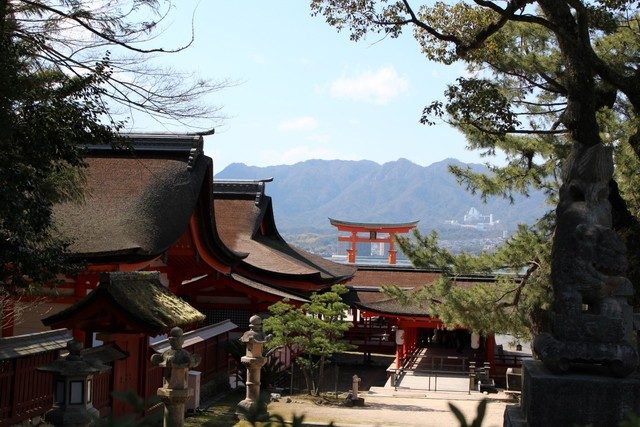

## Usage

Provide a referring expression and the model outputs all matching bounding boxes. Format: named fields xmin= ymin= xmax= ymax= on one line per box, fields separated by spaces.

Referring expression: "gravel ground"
xmin=268 ymin=392 xmax=511 ymax=427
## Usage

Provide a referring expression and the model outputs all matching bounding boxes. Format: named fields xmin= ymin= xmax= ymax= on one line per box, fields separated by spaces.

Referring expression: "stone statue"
xmin=533 ymin=144 xmax=639 ymax=376
xmin=236 ymin=315 xmax=272 ymax=420
xmin=151 ymin=327 xmax=201 ymax=427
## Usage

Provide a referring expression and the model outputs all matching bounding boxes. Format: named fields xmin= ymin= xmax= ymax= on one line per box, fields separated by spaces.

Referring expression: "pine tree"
xmin=264 ymin=285 xmax=353 ymax=395
xmin=310 ymin=1 xmax=640 ymax=336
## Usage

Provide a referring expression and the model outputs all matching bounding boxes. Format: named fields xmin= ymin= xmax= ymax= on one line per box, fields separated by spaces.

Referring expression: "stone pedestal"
xmin=236 ymin=353 xmax=268 ymax=420
xmin=504 ymin=359 xmax=640 ymax=427
xmin=236 ymin=315 xmax=272 ymax=421
xmin=345 ymin=374 xmax=365 ymax=407
xmin=157 ymin=388 xmax=191 ymax=427
xmin=150 ymin=327 xmax=201 ymax=427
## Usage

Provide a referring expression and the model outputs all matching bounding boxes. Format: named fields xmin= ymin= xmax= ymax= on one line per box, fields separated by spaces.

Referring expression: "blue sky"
xmin=129 ymin=1 xmax=486 ymax=173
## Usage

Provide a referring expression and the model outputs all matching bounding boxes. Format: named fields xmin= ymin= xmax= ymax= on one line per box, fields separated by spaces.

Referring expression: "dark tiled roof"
xmin=0 ymin=329 xmax=72 ymax=361
xmin=345 ymin=267 xmax=499 ymax=317
xmin=43 ymin=272 xmax=205 ymax=333
xmin=54 ymin=134 xmax=238 ymax=263
xmin=344 ymin=288 xmax=430 ymax=317
xmin=231 ymin=273 xmax=309 ymax=302
xmin=350 ymin=266 xmax=493 ymax=289
xmin=212 ymin=181 xmax=355 ymax=284
xmin=54 ymin=133 xmax=236 ymax=263
xmin=350 ymin=267 xmax=440 ymax=288
xmin=354 ymin=295 xmax=431 ymax=317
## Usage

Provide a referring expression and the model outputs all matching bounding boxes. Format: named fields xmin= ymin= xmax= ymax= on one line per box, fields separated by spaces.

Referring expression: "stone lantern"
xmin=236 ymin=315 xmax=272 ymax=420
xmin=38 ymin=340 xmax=110 ymax=427
xmin=150 ymin=327 xmax=201 ymax=427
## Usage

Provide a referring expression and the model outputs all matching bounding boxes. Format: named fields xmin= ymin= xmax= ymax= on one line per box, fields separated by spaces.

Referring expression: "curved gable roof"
xmin=213 ymin=180 xmax=355 ymax=285
xmin=54 ymin=134 xmax=238 ymax=264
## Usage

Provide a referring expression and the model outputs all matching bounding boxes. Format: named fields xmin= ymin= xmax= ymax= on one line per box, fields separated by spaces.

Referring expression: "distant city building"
xmin=446 ymin=207 xmax=499 ymax=230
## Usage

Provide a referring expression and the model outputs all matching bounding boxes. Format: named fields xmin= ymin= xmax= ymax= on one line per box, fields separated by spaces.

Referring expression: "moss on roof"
xmin=43 ymin=271 xmax=205 ymax=333
xmin=104 ymin=272 xmax=205 ymax=328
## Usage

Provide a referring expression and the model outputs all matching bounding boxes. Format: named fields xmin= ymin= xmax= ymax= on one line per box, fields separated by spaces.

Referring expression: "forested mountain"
xmin=215 ymin=158 xmax=549 ymax=237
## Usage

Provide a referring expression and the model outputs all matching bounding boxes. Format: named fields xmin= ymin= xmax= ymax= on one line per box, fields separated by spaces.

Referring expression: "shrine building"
xmin=0 ymin=133 xmax=356 ymax=418
xmin=2 ymin=133 xmax=355 ymax=340
xmin=0 ymin=132 xmax=518 ymax=419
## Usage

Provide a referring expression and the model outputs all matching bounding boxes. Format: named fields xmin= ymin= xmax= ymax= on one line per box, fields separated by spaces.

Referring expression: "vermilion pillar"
xmin=347 ymin=231 xmax=357 ymax=263
xmin=388 ymin=233 xmax=397 ymax=265
xmin=73 ymin=276 xmax=88 ymax=343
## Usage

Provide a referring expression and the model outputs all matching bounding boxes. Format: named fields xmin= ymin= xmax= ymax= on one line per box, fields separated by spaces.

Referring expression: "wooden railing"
xmin=93 ymin=370 xmax=113 ymax=417
xmin=344 ymin=325 xmax=395 ymax=353
xmin=0 ymin=351 xmax=56 ymax=427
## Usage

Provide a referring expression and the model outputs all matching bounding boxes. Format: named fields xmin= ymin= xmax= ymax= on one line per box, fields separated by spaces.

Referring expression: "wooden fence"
xmin=0 ymin=351 xmax=56 ymax=427
xmin=1 ymin=322 xmax=234 ymax=425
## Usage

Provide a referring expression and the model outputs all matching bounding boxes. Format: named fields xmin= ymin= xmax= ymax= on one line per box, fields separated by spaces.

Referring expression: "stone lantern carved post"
xmin=533 ymin=144 xmax=639 ymax=376
xmin=150 ymin=327 xmax=201 ymax=427
xmin=236 ymin=315 xmax=272 ymax=420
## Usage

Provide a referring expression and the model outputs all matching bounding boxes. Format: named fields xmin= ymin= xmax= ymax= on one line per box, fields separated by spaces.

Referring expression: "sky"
xmin=128 ymin=1 xmax=486 ymax=173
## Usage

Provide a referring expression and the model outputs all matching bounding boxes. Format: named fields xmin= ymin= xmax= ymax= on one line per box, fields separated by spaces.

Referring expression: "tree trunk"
xmin=302 ymin=366 xmax=313 ymax=395
xmin=317 ymin=356 xmax=326 ymax=395
xmin=609 ymin=179 xmax=640 ymax=308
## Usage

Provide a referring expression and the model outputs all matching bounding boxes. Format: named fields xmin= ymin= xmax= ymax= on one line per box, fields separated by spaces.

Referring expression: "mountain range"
xmin=214 ymin=158 xmax=550 ymax=238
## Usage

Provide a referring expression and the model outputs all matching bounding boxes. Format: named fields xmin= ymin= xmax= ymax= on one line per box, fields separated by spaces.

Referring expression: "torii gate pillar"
xmin=388 ymin=233 xmax=397 ymax=265
xmin=347 ymin=231 xmax=357 ymax=263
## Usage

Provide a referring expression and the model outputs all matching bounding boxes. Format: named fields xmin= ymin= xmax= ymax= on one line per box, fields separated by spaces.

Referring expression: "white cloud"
xmin=306 ymin=134 xmax=331 ymax=143
xmin=277 ymin=116 xmax=318 ymax=132
xmin=329 ymin=66 xmax=409 ymax=105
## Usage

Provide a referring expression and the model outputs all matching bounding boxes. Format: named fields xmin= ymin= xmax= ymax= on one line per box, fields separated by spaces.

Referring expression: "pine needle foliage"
xmin=264 ymin=285 xmax=353 ymax=395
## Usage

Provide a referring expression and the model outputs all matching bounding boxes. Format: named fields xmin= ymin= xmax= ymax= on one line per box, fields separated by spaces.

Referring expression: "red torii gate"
xmin=329 ymin=218 xmax=419 ymax=264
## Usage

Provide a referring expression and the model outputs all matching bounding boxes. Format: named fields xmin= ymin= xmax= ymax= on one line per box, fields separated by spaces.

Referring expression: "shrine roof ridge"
xmin=231 ymin=273 xmax=309 ymax=302
xmin=353 ymin=265 xmax=520 ymax=282
xmin=213 ymin=178 xmax=274 ymax=205
xmin=83 ymin=133 xmax=204 ymax=162
xmin=0 ymin=329 xmax=72 ymax=361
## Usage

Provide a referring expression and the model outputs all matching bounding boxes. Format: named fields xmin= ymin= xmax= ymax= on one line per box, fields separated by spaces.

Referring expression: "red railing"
xmin=0 ymin=352 xmax=56 ymax=427
xmin=93 ymin=370 xmax=113 ymax=417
